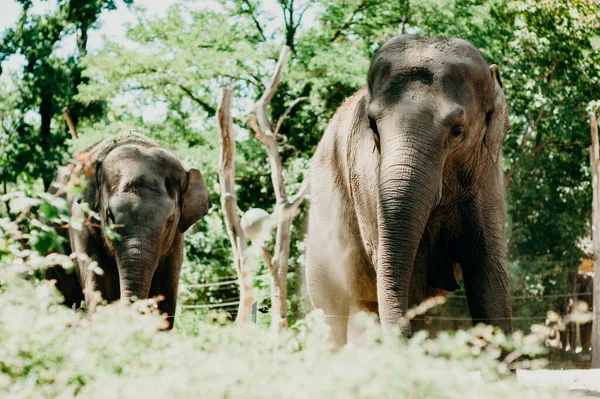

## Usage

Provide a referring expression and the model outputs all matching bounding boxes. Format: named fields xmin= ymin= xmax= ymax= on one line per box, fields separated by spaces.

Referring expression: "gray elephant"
xmin=46 ymin=133 xmax=211 ymax=328
xmin=306 ymin=35 xmax=512 ymax=345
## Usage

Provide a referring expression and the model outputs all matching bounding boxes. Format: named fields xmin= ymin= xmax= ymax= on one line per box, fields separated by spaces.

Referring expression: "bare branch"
xmin=254 ymin=46 xmax=292 ymax=135
xmin=218 ymin=88 xmax=244 ymax=259
xmin=250 ymin=46 xmax=294 ymax=204
xmin=589 ymin=112 xmax=600 ymax=366
xmin=242 ymin=0 xmax=267 ymax=42
xmin=245 ymin=45 xmax=311 ymax=332
xmin=274 ymin=96 xmax=308 ymax=137
xmin=178 ymin=84 xmax=216 ymax=116
xmin=62 ymin=107 xmax=78 ymax=138
xmin=532 ymin=136 xmax=553 ymax=158
xmin=249 ymin=113 xmax=270 ymax=144
xmin=286 ymin=177 xmax=310 ymax=216
xmin=260 ymin=246 xmax=274 ymax=274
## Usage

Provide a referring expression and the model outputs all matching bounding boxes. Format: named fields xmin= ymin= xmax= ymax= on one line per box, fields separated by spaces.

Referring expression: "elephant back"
xmin=87 ymin=132 xmax=163 ymax=164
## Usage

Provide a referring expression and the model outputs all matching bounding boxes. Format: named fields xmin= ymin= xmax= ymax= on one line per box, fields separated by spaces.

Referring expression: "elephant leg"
xmin=148 ymin=243 xmax=183 ymax=330
xmin=79 ymin=258 xmax=119 ymax=313
xmin=461 ymin=238 xmax=511 ymax=334
xmin=580 ymin=322 xmax=592 ymax=354
xmin=347 ymin=302 xmax=379 ymax=345
xmin=311 ymin=288 xmax=350 ymax=348
xmin=69 ymin=229 xmax=119 ymax=313
xmin=322 ymin=301 xmax=350 ymax=348
xmin=306 ymin=261 xmax=350 ymax=348
xmin=45 ymin=265 xmax=84 ymax=309
xmin=461 ymin=195 xmax=512 ymax=335
xmin=408 ymin=244 xmax=429 ymax=332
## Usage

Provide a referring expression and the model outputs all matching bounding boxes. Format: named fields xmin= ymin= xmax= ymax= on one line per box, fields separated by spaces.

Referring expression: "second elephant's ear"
xmin=179 ymin=169 xmax=211 ymax=233
xmin=483 ymin=64 xmax=510 ymax=164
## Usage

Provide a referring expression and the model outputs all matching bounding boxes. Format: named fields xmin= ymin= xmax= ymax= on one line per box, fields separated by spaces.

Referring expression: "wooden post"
xmin=217 ymin=88 xmax=256 ymax=325
xmin=248 ymin=46 xmax=310 ymax=334
xmin=590 ymin=112 xmax=600 ymax=367
xmin=62 ymin=107 xmax=78 ymax=138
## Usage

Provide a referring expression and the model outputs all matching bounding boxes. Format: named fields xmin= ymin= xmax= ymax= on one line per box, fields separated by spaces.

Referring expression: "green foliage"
xmin=489 ymin=0 xmax=600 ymax=304
xmin=0 ymin=274 xmax=566 ymax=398
xmin=0 ymin=0 xmax=132 ymax=188
xmin=0 ymin=193 xmax=562 ymax=397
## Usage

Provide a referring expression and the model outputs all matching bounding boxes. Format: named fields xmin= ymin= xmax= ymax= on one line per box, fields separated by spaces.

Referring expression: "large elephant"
xmin=46 ymin=133 xmax=211 ymax=328
xmin=305 ymin=35 xmax=512 ymax=345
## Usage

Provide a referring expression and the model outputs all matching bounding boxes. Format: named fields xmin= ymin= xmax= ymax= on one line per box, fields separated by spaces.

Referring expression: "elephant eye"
xmin=166 ymin=216 xmax=175 ymax=229
xmin=368 ymin=116 xmax=379 ymax=137
xmin=451 ymin=125 xmax=465 ymax=138
xmin=485 ymin=109 xmax=493 ymax=126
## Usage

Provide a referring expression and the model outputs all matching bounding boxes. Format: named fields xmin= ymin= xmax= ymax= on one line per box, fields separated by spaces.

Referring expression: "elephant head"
xmin=366 ymin=36 xmax=509 ymax=330
xmin=96 ymin=144 xmax=211 ymax=303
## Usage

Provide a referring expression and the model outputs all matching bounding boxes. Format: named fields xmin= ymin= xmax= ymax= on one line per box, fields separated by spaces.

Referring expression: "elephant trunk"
xmin=115 ymin=230 xmax=159 ymax=303
xmin=377 ymin=119 xmax=444 ymax=333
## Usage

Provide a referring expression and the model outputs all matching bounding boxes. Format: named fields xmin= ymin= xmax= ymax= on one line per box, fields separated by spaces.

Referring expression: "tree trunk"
xmin=217 ymin=88 xmax=255 ymax=325
xmin=590 ymin=112 xmax=600 ymax=367
xmin=248 ymin=46 xmax=309 ymax=335
xmin=40 ymin=95 xmax=53 ymax=191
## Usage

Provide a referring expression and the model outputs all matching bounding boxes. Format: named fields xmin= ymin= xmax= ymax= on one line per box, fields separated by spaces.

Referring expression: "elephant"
xmin=305 ymin=35 xmax=512 ymax=346
xmin=46 ymin=132 xmax=211 ymax=328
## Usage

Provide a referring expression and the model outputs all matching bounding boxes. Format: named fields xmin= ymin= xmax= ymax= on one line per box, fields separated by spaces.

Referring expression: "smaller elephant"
xmin=46 ymin=133 xmax=211 ymax=328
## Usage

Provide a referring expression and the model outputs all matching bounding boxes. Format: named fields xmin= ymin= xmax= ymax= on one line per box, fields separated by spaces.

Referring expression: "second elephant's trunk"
xmin=376 ymin=119 xmax=444 ymax=333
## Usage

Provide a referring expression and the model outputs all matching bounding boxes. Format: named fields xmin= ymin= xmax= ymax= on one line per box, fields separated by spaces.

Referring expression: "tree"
xmin=0 ymin=0 xmax=131 ymax=189
xmin=217 ymin=88 xmax=256 ymax=325
xmin=248 ymin=46 xmax=309 ymax=332
xmin=589 ymin=106 xmax=600 ymax=366
xmin=487 ymin=1 xmax=600 ymax=322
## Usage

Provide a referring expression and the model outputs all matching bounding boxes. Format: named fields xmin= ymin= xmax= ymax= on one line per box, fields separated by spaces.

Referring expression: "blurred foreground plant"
xmin=0 ymin=271 xmax=573 ymax=399
xmin=0 ymin=169 xmax=579 ymax=398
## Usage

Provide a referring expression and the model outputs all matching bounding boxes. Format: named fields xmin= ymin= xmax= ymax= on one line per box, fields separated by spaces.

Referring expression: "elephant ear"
xmin=483 ymin=64 xmax=510 ymax=164
xmin=179 ymin=168 xmax=211 ymax=233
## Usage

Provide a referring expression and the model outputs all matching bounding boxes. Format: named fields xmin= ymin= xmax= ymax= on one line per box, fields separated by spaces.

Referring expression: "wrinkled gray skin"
xmin=306 ymin=36 xmax=512 ymax=346
xmin=47 ymin=134 xmax=211 ymax=329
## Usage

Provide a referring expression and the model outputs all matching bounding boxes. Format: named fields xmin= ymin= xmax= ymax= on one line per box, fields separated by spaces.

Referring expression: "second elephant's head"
xmin=96 ymin=143 xmax=211 ymax=302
